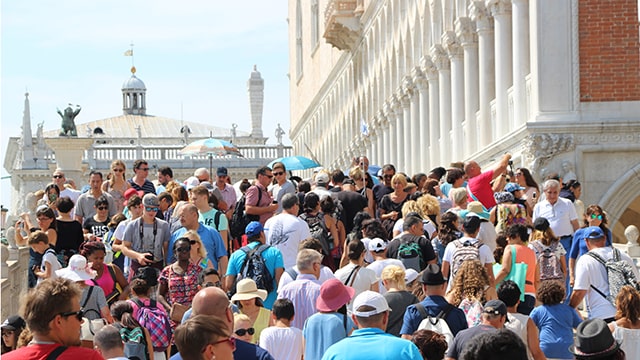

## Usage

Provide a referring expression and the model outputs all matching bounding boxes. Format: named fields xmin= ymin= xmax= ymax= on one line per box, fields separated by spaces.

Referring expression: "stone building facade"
xmin=287 ymin=0 xmax=640 ymax=241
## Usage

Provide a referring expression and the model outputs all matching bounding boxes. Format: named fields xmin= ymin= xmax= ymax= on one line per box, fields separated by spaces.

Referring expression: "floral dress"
xmin=158 ymin=263 xmax=202 ymax=307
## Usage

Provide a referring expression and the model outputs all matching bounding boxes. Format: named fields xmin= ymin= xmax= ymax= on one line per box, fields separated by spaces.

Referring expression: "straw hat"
xmin=230 ymin=278 xmax=268 ymax=302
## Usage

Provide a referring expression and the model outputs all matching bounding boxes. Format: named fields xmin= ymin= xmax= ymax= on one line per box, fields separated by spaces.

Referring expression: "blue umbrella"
xmin=268 ymin=156 xmax=320 ymax=171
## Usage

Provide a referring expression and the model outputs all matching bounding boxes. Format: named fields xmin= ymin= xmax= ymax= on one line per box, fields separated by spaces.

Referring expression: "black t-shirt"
xmin=332 ymin=190 xmax=368 ymax=234
xmin=372 ymin=184 xmax=393 ymax=205
xmin=83 ymin=216 xmax=110 ymax=239
xmin=386 ymin=233 xmax=437 ymax=269
xmin=55 ymin=219 xmax=85 ymax=253
xmin=384 ymin=290 xmax=419 ymax=336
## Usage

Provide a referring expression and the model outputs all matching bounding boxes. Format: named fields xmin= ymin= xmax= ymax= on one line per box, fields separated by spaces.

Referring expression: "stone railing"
xmin=1 ymin=244 xmax=30 ymax=321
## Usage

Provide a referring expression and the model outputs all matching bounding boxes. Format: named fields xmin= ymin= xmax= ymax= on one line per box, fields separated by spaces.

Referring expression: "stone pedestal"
xmin=44 ymin=137 xmax=94 ymax=182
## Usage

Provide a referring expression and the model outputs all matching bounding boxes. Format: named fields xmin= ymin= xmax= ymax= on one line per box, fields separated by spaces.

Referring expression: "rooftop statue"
xmin=57 ymin=104 xmax=81 ymax=136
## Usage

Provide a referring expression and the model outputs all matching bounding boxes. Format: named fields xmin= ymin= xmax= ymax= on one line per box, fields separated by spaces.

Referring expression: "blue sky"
xmin=1 ymin=1 xmax=291 ymax=209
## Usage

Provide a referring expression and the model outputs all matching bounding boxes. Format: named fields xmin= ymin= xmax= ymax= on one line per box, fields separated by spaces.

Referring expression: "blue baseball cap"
xmin=245 ymin=221 xmax=264 ymax=237
xmin=504 ymin=182 xmax=525 ymax=193
xmin=585 ymin=226 xmax=605 ymax=239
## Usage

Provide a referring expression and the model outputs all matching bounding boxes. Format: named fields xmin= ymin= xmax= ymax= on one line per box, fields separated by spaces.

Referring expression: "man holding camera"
xmin=463 ymin=153 xmax=512 ymax=210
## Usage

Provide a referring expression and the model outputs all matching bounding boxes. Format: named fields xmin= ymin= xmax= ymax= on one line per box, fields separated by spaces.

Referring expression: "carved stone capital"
xmin=486 ymin=0 xmax=512 ymax=16
xmin=431 ymin=45 xmax=450 ymax=71
xmin=390 ymin=94 xmax=403 ymax=114
xmin=443 ymin=31 xmax=463 ymax=60
xmin=421 ymin=57 xmax=439 ymax=82
xmin=411 ymin=67 xmax=428 ymax=91
xmin=469 ymin=1 xmax=493 ymax=32
xmin=401 ymin=75 xmax=415 ymax=100
xmin=455 ymin=17 xmax=478 ymax=46
xmin=522 ymin=133 xmax=575 ymax=177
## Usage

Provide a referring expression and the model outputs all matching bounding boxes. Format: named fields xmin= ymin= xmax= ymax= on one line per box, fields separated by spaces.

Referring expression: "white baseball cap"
xmin=368 ymin=237 xmax=387 ymax=252
xmin=352 ymin=290 xmax=391 ymax=317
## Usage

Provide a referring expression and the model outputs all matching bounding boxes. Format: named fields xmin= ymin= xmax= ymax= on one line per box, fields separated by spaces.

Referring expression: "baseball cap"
xmin=142 ymin=193 xmax=160 ymax=207
xmin=217 ymin=167 xmax=228 ymax=176
xmin=315 ymin=172 xmax=329 ymax=186
xmin=1 ymin=315 xmax=25 ymax=331
xmin=368 ymin=238 xmax=387 ymax=252
xmin=405 ymin=268 xmax=419 ymax=284
xmin=200 ymin=181 xmax=214 ymax=191
xmin=533 ymin=217 xmax=550 ymax=232
xmin=245 ymin=221 xmax=264 ymax=238
xmin=184 ymin=176 xmax=200 ymax=190
xmin=585 ymin=226 xmax=605 ymax=239
xmin=483 ymin=299 xmax=508 ymax=317
xmin=352 ymin=290 xmax=391 ymax=317
xmin=419 ymin=264 xmax=446 ymax=285
xmin=504 ymin=182 xmax=525 ymax=193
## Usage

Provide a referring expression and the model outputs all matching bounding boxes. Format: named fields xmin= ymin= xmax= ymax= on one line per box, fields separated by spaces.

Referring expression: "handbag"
xmin=170 ymin=303 xmax=189 ymax=323
xmin=79 ymin=286 xmax=108 ymax=341
xmin=493 ymin=245 xmax=527 ymax=302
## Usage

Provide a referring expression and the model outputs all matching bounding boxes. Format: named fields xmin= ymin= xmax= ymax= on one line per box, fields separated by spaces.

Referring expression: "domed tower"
xmin=122 ymin=66 xmax=147 ymax=115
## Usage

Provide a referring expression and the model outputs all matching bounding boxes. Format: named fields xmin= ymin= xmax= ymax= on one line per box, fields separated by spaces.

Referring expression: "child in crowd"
xmin=259 ymin=299 xmax=304 ymax=360
xmin=28 ymin=230 xmax=60 ymax=285
xmin=529 ymin=280 xmax=582 ymax=360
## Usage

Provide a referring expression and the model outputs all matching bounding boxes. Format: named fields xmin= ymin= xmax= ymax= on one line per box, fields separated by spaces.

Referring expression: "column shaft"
xmin=471 ymin=2 xmax=495 ymax=148
xmin=457 ymin=17 xmax=479 ymax=158
xmin=489 ymin=0 xmax=513 ymax=138
xmin=512 ymin=0 xmax=530 ymax=127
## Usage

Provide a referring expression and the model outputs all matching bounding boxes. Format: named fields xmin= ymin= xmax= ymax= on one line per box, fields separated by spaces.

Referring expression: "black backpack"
xmin=230 ymin=187 xmax=262 ymax=239
xmin=231 ymin=244 xmax=274 ymax=294
xmin=299 ymin=212 xmax=331 ymax=256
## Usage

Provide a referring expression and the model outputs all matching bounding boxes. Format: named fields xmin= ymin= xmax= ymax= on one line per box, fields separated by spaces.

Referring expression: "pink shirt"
xmin=86 ymin=263 xmax=116 ymax=299
xmin=245 ymin=183 xmax=274 ymax=225
xmin=467 ymin=170 xmax=496 ymax=209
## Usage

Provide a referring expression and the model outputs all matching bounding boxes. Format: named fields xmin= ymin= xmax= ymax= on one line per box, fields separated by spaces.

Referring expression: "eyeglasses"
xmin=112 ymin=168 xmax=125 ymax=173
xmin=52 ymin=175 xmax=64 ymax=179
xmin=176 ymin=246 xmax=191 ymax=253
xmin=59 ymin=309 xmax=84 ymax=321
xmin=383 ymin=174 xmax=393 ymax=179
xmin=234 ymin=327 xmax=255 ymax=336
xmin=145 ymin=207 xmax=159 ymax=212
xmin=212 ymin=337 xmax=236 ymax=350
xmin=97 ymin=206 xmax=108 ymax=211
xmin=514 ymin=173 xmax=523 ymax=177
xmin=37 ymin=217 xmax=52 ymax=222
xmin=273 ymin=171 xmax=284 ymax=176
xmin=590 ymin=214 xmax=603 ymax=220
xmin=138 ymin=168 xmax=149 ymax=171
xmin=203 ymin=281 xmax=222 ymax=288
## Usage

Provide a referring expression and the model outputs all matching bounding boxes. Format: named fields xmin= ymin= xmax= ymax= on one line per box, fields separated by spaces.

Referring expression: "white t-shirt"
xmin=533 ymin=197 xmax=578 ymax=237
xmin=334 ymin=263 xmax=378 ymax=313
xmin=365 ymin=258 xmax=405 ymax=294
xmin=39 ymin=249 xmax=61 ymax=285
xmin=477 ymin=222 xmax=497 ymax=252
xmin=573 ymin=247 xmax=640 ymax=320
xmin=278 ymin=266 xmax=335 ymax=291
xmin=442 ymin=236 xmax=494 ymax=292
xmin=259 ymin=326 xmax=304 ymax=360
xmin=264 ymin=213 xmax=312 ymax=269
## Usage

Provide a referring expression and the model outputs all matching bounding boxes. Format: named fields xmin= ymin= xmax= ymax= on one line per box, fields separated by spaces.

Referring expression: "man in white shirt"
xmin=366 ymin=238 xmax=405 ymax=294
xmin=265 ymin=193 xmax=311 ymax=269
xmin=49 ymin=169 xmax=81 ymax=217
xmin=570 ymin=226 xmax=640 ymax=321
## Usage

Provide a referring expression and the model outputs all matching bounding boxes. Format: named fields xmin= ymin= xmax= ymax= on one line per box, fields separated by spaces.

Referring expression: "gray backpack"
xmin=450 ymin=239 xmax=482 ymax=280
xmin=587 ymin=249 xmax=640 ymax=306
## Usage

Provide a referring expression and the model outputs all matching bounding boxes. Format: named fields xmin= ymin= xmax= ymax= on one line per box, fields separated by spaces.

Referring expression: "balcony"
xmin=323 ymin=0 xmax=362 ymax=51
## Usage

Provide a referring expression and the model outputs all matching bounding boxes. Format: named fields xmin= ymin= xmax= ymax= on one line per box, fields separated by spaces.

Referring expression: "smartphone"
xmin=48 ymin=193 xmax=57 ymax=202
xmin=532 ymin=192 xmax=537 ymax=199
xmin=272 ymin=200 xmax=278 ymax=204
xmin=144 ymin=253 xmax=155 ymax=262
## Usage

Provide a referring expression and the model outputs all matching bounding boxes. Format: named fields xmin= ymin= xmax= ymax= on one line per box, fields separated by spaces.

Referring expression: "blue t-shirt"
xmin=530 ymin=303 xmax=582 ymax=359
xmin=226 ymin=241 xmax=284 ymax=309
xmin=569 ymin=227 xmax=612 ymax=260
xmin=321 ymin=328 xmax=422 ymax=360
xmin=400 ymin=295 xmax=468 ymax=336
xmin=303 ymin=312 xmax=356 ymax=360
xmin=170 ymin=338 xmax=274 ymax=360
xmin=168 ymin=224 xmax=227 ymax=269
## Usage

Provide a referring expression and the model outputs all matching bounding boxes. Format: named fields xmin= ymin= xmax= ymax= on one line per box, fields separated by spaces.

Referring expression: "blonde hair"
xmin=109 ymin=160 xmax=127 ymax=186
xmin=184 ymin=230 xmax=208 ymax=259
xmin=401 ymin=200 xmax=420 ymax=216
xmin=234 ymin=313 xmax=251 ymax=326
xmin=381 ymin=265 xmax=407 ymax=290
xmin=530 ymin=228 xmax=558 ymax=246
xmin=417 ymin=194 xmax=441 ymax=217
xmin=349 ymin=167 xmax=364 ymax=181
xmin=448 ymin=260 xmax=491 ymax=306
xmin=391 ymin=173 xmax=408 ymax=188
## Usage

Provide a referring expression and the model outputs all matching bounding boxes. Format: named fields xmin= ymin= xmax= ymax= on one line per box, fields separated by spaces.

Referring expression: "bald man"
xmin=169 ymin=287 xmax=274 ymax=360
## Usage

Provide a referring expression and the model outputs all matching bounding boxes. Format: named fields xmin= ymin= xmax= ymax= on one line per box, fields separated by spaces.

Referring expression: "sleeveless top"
xmin=610 ymin=322 xmax=640 ymax=360
xmin=512 ymin=244 xmax=537 ymax=295
xmin=104 ymin=181 xmax=127 ymax=213
xmin=87 ymin=263 xmax=117 ymax=298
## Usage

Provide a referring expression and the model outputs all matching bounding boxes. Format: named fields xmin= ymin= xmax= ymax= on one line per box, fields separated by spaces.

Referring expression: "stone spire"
xmin=247 ymin=65 xmax=264 ymax=137
xmin=22 ymin=92 xmax=33 ymax=150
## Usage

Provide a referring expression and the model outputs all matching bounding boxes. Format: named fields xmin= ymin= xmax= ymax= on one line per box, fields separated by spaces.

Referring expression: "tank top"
xmin=87 ymin=263 xmax=117 ymax=298
xmin=512 ymin=244 xmax=536 ymax=295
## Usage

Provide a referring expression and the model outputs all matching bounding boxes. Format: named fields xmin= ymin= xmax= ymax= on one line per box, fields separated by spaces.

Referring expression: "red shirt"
xmin=467 ymin=170 xmax=496 ymax=209
xmin=2 ymin=343 xmax=104 ymax=360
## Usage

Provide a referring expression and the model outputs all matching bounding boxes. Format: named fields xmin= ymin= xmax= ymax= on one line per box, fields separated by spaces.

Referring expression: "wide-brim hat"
xmin=569 ymin=318 xmax=620 ymax=359
xmin=461 ymin=201 xmax=490 ymax=221
xmin=231 ymin=278 xmax=268 ymax=302
xmin=55 ymin=254 xmax=97 ymax=281
xmin=316 ymin=278 xmax=356 ymax=312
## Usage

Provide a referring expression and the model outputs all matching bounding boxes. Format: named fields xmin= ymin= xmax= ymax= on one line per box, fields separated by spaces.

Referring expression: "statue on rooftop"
xmin=57 ymin=104 xmax=81 ymax=136
xmin=275 ymin=123 xmax=285 ymax=145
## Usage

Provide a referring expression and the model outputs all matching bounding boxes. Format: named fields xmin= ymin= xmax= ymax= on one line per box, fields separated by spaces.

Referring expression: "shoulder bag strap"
xmin=46 ymin=346 xmax=68 ymax=360
xmin=414 ymin=303 xmax=428 ymax=319
xmin=81 ymin=286 xmax=95 ymax=309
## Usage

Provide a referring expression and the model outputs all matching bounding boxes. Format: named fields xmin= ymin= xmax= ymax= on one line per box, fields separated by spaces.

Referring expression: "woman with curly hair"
xmin=529 ymin=280 xmax=582 ymax=360
xmin=1 ymin=315 xmax=26 ymax=354
xmin=608 ymin=286 xmax=640 ymax=359
xmin=432 ymin=212 xmax=462 ymax=264
xmin=382 ymin=265 xmax=419 ymax=336
xmin=411 ymin=329 xmax=448 ymax=360
xmin=445 ymin=260 xmax=497 ymax=327
xmin=391 ymin=200 xmax=421 ymax=238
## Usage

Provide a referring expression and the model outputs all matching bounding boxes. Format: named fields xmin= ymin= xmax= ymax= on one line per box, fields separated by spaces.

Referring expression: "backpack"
xmin=450 ymin=239 xmax=483 ymax=280
xmin=233 ymin=244 xmax=274 ymax=294
xmin=131 ymin=298 xmax=171 ymax=352
xmin=587 ymin=249 xmax=640 ymax=306
xmin=114 ymin=323 xmax=148 ymax=360
xmin=415 ymin=303 xmax=455 ymax=348
xmin=300 ymin=212 xmax=331 ymax=257
xmin=396 ymin=235 xmax=425 ymax=272
xmin=530 ymin=241 xmax=563 ymax=281
xmin=458 ymin=298 xmax=484 ymax=327
xmin=230 ymin=187 xmax=262 ymax=240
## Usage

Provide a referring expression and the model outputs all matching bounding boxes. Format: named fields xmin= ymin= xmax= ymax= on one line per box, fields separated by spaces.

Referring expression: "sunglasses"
xmin=59 ymin=309 xmax=84 ymax=321
xmin=176 ymin=246 xmax=191 ymax=253
xmin=189 ymin=240 xmax=197 ymax=245
xmin=203 ymin=281 xmax=222 ymax=288
xmin=52 ymin=175 xmax=64 ymax=179
xmin=97 ymin=206 xmax=108 ymax=210
xmin=138 ymin=168 xmax=149 ymax=171
xmin=212 ymin=337 xmax=236 ymax=350
xmin=112 ymin=168 xmax=125 ymax=173
xmin=273 ymin=171 xmax=284 ymax=176
xmin=590 ymin=214 xmax=603 ymax=220
xmin=234 ymin=327 xmax=255 ymax=336
xmin=145 ymin=207 xmax=159 ymax=212
xmin=383 ymin=174 xmax=393 ymax=179
xmin=263 ymin=174 xmax=274 ymax=179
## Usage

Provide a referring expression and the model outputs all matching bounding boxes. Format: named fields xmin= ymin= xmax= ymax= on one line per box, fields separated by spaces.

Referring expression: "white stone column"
xmin=512 ymin=0 xmax=529 ymax=128
xmin=422 ymin=58 xmax=440 ymax=169
xmin=410 ymin=67 xmax=423 ymax=173
xmin=470 ymin=1 xmax=495 ymax=148
xmin=392 ymin=96 xmax=404 ymax=171
xmin=456 ymin=17 xmax=479 ymax=158
xmin=401 ymin=77 xmax=414 ymax=173
xmin=383 ymin=105 xmax=394 ymax=165
xmin=444 ymin=31 xmax=464 ymax=162
xmin=432 ymin=44 xmax=451 ymax=167
xmin=487 ymin=0 xmax=512 ymax=138
xmin=415 ymin=70 xmax=430 ymax=172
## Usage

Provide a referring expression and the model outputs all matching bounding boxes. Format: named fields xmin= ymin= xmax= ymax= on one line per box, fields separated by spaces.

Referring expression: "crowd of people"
xmin=3 ymin=155 xmax=640 ymax=360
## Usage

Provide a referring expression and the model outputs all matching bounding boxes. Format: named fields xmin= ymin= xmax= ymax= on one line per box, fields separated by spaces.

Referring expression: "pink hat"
xmin=316 ymin=278 xmax=356 ymax=312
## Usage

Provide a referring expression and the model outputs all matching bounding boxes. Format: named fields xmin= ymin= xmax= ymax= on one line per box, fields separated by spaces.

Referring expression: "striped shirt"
xmin=277 ymin=273 xmax=321 ymax=329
